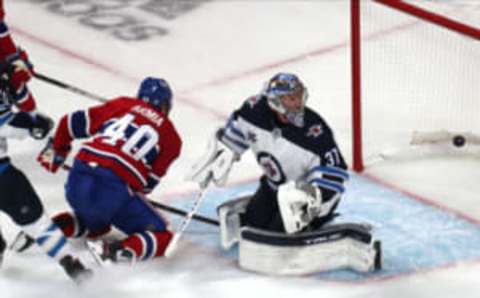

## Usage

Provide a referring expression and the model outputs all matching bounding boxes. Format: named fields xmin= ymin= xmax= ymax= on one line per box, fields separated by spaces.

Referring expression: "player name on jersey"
xmin=130 ymin=105 xmax=164 ymax=127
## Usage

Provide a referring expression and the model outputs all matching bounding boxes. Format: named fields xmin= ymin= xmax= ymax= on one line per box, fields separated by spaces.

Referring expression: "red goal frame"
xmin=350 ymin=0 xmax=480 ymax=172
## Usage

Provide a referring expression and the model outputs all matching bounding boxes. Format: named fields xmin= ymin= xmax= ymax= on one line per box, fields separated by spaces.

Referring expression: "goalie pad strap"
xmin=241 ymin=223 xmax=372 ymax=246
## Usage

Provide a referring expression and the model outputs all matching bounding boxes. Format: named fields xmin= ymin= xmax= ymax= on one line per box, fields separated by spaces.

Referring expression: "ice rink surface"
xmin=0 ymin=1 xmax=479 ymax=297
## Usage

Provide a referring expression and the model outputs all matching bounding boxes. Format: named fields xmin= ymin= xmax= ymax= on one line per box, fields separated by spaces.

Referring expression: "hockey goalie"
xmin=188 ymin=73 xmax=382 ymax=275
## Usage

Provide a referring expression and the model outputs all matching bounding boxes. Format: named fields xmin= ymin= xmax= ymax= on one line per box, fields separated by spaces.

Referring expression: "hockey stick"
xmin=34 ymin=72 xmax=108 ymax=103
xmin=60 ymin=164 xmax=219 ymax=226
xmin=147 ymin=199 xmax=218 ymax=226
xmin=164 ymin=184 xmax=210 ymax=258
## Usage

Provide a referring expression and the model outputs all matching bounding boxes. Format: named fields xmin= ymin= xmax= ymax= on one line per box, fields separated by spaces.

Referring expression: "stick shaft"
xmin=149 ymin=200 xmax=218 ymax=226
xmin=34 ymin=72 xmax=108 ymax=103
xmin=164 ymin=188 xmax=209 ymax=258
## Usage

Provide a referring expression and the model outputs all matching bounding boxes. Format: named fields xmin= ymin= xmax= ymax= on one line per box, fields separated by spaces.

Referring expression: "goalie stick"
xmin=164 ymin=184 xmax=210 ymax=258
xmin=148 ymin=198 xmax=219 ymax=226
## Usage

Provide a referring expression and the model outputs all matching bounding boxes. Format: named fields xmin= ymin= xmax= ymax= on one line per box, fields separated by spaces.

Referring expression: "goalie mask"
xmin=137 ymin=77 xmax=173 ymax=115
xmin=263 ymin=73 xmax=308 ymax=127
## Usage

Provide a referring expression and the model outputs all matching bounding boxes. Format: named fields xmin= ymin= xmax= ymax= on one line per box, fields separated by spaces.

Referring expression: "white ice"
xmin=0 ymin=1 xmax=479 ymax=297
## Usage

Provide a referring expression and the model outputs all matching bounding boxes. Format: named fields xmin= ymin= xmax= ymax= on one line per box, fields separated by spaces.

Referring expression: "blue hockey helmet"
xmin=263 ymin=72 xmax=308 ymax=127
xmin=137 ymin=77 xmax=173 ymax=114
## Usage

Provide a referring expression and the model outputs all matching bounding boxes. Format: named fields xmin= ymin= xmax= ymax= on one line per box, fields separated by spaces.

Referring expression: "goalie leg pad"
xmin=217 ymin=196 xmax=252 ymax=250
xmin=238 ymin=223 xmax=382 ymax=275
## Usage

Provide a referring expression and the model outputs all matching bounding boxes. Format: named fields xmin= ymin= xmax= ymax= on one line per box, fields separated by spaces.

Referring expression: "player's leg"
xmin=65 ymin=161 xmax=172 ymax=263
xmin=217 ymin=196 xmax=251 ymax=249
xmin=0 ymin=164 xmax=92 ymax=282
xmin=87 ymin=197 xmax=172 ymax=264
xmin=241 ymin=176 xmax=285 ymax=232
xmin=63 ymin=161 xmax=121 ymax=238
xmin=52 ymin=211 xmax=112 ymax=239
xmin=107 ymin=195 xmax=172 ymax=263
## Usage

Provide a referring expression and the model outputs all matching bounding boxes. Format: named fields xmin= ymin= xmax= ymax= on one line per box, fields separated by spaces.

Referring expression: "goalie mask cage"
xmin=350 ymin=0 xmax=480 ymax=172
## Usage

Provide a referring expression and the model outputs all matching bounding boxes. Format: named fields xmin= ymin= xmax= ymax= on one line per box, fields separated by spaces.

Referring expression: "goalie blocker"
xmin=218 ymin=199 xmax=382 ymax=275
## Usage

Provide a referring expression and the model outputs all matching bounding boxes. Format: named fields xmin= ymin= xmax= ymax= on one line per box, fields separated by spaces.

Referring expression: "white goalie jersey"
xmin=220 ymin=95 xmax=349 ymax=200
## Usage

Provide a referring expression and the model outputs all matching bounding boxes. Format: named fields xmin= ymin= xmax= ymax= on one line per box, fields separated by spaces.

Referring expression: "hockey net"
xmin=351 ymin=0 xmax=480 ymax=171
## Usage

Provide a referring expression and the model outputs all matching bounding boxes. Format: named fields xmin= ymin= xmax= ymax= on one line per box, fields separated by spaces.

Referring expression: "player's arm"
xmin=37 ymin=99 xmax=116 ymax=173
xmin=0 ymin=6 xmax=18 ymax=61
xmin=0 ymin=10 xmax=36 ymax=112
xmin=51 ymin=99 xmax=120 ymax=151
xmin=187 ymin=98 xmax=256 ymax=188
xmin=143 ymin=126 xmax=182 ymax=194
xmin=219 ymin=114 xmax=250 ymax=157
xmin=0 ymin=108 xmax=52 ymax=140
xmin=0 ymin=107 xmax=26 ymax=139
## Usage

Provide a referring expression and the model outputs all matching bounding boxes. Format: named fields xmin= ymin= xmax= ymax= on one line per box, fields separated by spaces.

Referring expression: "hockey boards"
xmin=238 ymin=223 xmax=381 ymax=275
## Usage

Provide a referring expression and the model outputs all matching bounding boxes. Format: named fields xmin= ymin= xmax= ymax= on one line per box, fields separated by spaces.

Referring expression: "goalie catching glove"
xmin=186 ymin=128 xmax=239 ymax=189
xmin=278 ymin=181 xmax=339 ymax=234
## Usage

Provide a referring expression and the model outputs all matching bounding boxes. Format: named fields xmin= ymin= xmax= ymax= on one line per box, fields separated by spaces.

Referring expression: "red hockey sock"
xmin=52 ymin=212 xmax=79 ymax=238
xmin=121 ymin=230 xmax=173 ymax=260
xmin=52 ymin=211 xmax=111 ymax=239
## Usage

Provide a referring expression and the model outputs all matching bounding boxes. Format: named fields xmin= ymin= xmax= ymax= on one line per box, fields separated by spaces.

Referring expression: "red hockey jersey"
xmin=0 ymin=0 xmax=36 ymax=112
xmin=0 ymin=0 xmax=16 ymax=59
xmin=53 ymin=97 xmax=182 ymax=192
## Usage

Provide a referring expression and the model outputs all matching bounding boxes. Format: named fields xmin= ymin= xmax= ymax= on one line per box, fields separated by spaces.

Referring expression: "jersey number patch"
xmin=324 ymin=148 xmax=341 ymax=166
xmin=102 ymin=114 xmax=159 ymax=161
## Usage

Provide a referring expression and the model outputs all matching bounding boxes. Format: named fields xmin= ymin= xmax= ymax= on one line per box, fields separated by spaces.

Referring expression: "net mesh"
xmin=358 ymin=1 xmax=480 ymax=165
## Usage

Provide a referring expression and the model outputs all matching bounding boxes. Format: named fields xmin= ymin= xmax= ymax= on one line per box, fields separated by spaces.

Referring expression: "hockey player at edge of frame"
xmin=36 ymin=77 xmax=182 ymax=265
xmin=188 ymin=72 xmax=382 ymax=275
xmin=0 ymin=0 xmax=92 ymax=283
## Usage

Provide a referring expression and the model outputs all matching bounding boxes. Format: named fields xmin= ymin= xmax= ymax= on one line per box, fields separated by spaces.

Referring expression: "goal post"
xmin=350 ymin=0 xmax=480 ymax=172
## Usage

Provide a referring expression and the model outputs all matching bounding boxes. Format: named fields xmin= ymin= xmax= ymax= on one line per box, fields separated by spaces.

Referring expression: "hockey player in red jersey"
xmin=37 ymin=77 xmax=182 ymax=263
xmin=0 ymin=1 xmax=92 ymax=282
xmin=0 ymin=0 xmax=36 ymax=113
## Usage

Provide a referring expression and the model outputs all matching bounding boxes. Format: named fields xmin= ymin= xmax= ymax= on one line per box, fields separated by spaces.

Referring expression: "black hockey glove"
xmin=30 ymin=113 xmax=54 ymax=140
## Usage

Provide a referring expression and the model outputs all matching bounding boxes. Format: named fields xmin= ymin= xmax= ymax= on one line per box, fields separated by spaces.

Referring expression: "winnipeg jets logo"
xmin=307 ymin=124 xmax=323 ymax=138
xmin=257 ymin=152 xmax=286 ymax=185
